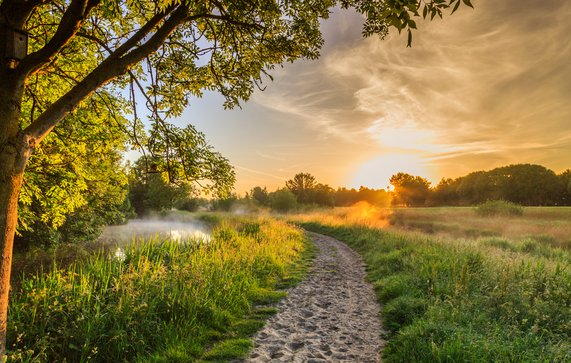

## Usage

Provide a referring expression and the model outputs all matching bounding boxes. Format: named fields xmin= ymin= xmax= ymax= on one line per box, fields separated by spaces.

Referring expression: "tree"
xmin=250 ymin=186 xmax=269 ymax=206
xmin=559 ymin=170 xmax=571 ymax=205
xmin=309 ymin=183 xmax=335 ymax=206
xmin=146 ymin=123 xmax=235 ymax=197
xmin=357 ymin=186 xmax=392 ymax=207
xmin=429 ymin=178 xmax=458 ymax=206
xmin=390 ymin=172 xmax=431 ymax=207
xmin=14 ymin=91 xmax=135 ymax=247
xmin=286 ymin=172 xmax=316 ymax=203
xmin=452 ymin=164 xmax=563 ymax=206
xmin=270 ymin=188 xmax=298 ymax=213
xmin=493 ymin=164 xmax=561 ymax=206
xmin=128 ymin=123 xmax=234 ymax=214
xmin=0 ymin=0 xmax=471 ymax=355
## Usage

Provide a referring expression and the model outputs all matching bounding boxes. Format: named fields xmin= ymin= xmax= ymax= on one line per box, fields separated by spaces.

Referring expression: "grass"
xmin=388 ymin=206 xmax=571 ymax=247
xmin=7 ymin=214 xmax=313 ymax=362
xmin=295 ymin=209 xmax=571 ymax=362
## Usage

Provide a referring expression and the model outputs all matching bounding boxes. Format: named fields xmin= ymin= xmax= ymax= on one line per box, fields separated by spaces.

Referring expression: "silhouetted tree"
xmin=250 ymin=186 xmax=270 ymax=206
xmin=310 ymin=183 xmax=335 ymax=207
xmin=429 ymin=178 xmax=458 ymax=206
xmin=286 ymin=173 xmax=317 ymax=204
xmin=270 ymin=188 xmax=298 ymax=212
xmin=454 ymin=164 xmax=561 ymax=206
xmin=557 ymin=169 xmax=571 ymax=205
xmin=390 ymin=173 xmax=431 ymax=207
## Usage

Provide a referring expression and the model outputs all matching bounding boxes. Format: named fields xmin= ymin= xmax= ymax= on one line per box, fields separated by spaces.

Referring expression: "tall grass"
xmin=7 ymin=216 xmax=308 ymax=362
xmin=297 ymin=218 xmax=571 ymax=362
xmin=388 ymin=206 xmax=571 ymax=247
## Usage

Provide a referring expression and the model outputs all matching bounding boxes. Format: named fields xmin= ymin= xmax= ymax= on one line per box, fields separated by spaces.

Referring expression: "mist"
xmin=98 ymin=216 xmax=211 ymax=246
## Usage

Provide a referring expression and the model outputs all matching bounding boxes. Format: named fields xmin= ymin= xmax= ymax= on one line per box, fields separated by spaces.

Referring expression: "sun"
xmin=350 ymin=154 xmax=435 ymax=190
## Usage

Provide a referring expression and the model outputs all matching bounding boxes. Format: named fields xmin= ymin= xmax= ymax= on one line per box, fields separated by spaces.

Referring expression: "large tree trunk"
xmin=0 ymin=71 xmax=29 ymax=358
xmin=0 ymin=150 xmax=27 ymax=357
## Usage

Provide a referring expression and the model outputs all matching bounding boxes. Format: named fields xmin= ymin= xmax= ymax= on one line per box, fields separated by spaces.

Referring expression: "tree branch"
xmin=108 ymin=4 xmax=176 ymax=60
xmin=0 ymin=0 xmax=49 ymax=29
xmin=18 ymin=0 xmax=101 ymax=77
xmin=18 ymin=0 xmax=100 ymax=77
xmin=23 ymin=4 xmax=190 ymax=145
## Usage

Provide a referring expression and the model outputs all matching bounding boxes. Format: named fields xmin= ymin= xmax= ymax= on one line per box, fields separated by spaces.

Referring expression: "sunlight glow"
xmin=350 ymin=154 xmax=435 ymax=190
xmin=366 ymin=121 xmax=453 ymax=153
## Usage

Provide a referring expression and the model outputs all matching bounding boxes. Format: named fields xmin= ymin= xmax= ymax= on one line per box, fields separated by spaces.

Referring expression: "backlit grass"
xmin=296 ymin=212 xmax=571 ymax=362
xmin=294 ymin=204 xmax=571 ymax=248
xmin=7 ymin=215 xmax=311 ymax=362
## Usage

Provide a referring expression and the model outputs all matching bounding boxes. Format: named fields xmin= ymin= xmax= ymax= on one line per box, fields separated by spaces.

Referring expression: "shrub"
xmin=270 ymin=189 xmax=297 ymax=213
xmin=475 ymin=200 xmax=524 ymax=217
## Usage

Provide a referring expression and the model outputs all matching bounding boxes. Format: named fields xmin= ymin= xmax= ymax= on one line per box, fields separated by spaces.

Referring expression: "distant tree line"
xmin=246 ymin=164 xmax=571 ymax=211
xmin=247 ymin=172 xmax=391 ymax=212
xmin=386 ymin=164 xmax=571 ymax=207
xmin=24 ymin=162 xmax=566 ymax=248
xmin=428 ymin=164 xmax=571 ymax=207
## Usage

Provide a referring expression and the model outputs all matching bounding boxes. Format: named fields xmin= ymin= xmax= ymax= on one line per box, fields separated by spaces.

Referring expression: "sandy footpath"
xmin=243 ymin=232 xmax=384 ymax=362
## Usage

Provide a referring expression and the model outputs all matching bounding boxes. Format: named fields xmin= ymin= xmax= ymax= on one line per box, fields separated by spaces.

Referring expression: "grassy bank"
xmin=297 ymin=217 xmax=571 ymax=362
xmin=7 ymin=215 xmax=311 ymax=362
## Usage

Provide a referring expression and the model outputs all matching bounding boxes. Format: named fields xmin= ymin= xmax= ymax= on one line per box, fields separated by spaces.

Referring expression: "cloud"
xmin=254 ymin=0 xmax=571 ymax=179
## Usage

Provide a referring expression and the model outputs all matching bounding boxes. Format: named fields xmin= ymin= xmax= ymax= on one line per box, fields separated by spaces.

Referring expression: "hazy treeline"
xmin=429 ymin=164 xmax=571 ymax=207
xmin=247 ymin=172 xmax=391 ymax=212
xmin=247 ymin=164 xmax=571 ymax=210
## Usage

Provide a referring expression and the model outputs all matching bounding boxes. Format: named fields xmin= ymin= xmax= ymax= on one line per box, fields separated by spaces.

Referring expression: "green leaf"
xmin=407 ymin=29 xmax=412 ymax=47
xmin=462 ymin=0 xmax=474 ymax=8
xmin=452 ymin=0 xmax=461 ymax=14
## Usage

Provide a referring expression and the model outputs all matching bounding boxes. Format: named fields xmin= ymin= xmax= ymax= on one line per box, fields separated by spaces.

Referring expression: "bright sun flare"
xmin=350 ymin=154 xmax=435 ymax=190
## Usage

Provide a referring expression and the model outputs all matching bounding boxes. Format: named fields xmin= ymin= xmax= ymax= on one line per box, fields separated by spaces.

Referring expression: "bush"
xmin=270 ymin=189 xmax=297 ymax=213
xmin=475 ymin=200 xmax=524 ymax=217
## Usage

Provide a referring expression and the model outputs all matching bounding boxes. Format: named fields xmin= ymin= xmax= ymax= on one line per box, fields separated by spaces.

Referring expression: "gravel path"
xmin=244 ymin=232 xmax=384 ymax=362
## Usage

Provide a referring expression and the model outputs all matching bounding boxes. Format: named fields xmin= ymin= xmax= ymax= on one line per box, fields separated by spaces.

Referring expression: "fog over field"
xmin=99 ymin=218 xmax=211 ymax=245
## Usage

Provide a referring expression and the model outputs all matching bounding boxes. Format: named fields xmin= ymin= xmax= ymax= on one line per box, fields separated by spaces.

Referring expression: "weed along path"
xmin=244 ymin=232 xmax=383 ymax=362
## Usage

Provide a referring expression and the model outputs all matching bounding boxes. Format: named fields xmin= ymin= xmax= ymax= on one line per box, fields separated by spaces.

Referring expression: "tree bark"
xmin=0 ymin=71 xmax=29 ymax=358
xmin=0 ymin=147 xmax=28 ymax=358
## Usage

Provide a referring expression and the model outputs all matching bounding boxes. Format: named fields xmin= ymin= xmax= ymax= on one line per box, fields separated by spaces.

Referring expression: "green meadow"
xmin=6 ymin=206 xmax=571 ymax=362
xmin=7 ymin=215 xmax=312 ymax=362
xmin=294 ymin=205 xmax=571 ymax=362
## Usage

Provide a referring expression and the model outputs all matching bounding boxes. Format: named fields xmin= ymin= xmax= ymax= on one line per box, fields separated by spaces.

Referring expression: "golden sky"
xmin=182 ymin=0 xmax=571 ymax=194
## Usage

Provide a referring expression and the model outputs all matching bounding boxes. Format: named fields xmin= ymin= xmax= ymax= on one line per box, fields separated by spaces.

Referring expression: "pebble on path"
xmin=243 ymin=232 xmax=384 ymax=362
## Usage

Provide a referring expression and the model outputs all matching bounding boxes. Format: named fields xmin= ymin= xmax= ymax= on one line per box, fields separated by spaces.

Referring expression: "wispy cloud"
xmin=253 ymin=0 xmax=571 ymax=180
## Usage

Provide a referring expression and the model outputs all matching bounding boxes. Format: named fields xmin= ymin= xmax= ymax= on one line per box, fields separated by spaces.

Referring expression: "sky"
xmin=174 ymin=0 xmax=571 ymax=194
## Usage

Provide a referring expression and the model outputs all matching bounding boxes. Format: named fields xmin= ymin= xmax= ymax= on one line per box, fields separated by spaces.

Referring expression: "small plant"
xmin=475 ymin=200 xmax=524 ymax=217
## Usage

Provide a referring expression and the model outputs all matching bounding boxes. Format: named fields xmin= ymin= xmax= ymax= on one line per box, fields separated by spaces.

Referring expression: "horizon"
xmin=158 ymin=0 xmax=571 ymax=194
xmin=231 ymin=162 xmax=570 ymax=197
